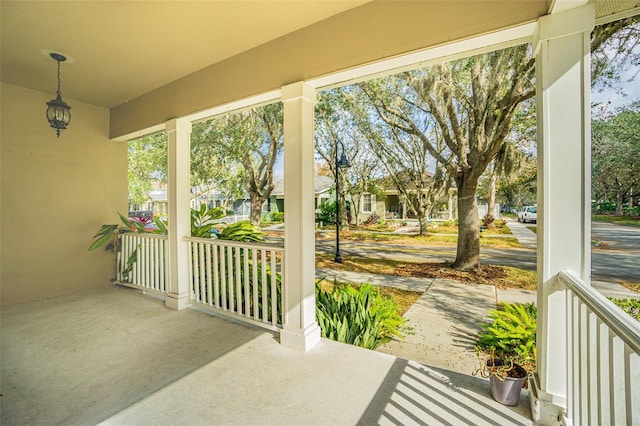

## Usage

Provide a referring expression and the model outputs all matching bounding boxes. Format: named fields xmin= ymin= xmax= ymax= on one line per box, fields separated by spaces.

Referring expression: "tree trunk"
xmin=339 ymin=192 xmax=349 ymax=229
xmin=487 ymin=162 xmax=497 ymax=220
xmin=616 ymin=189 xmax=624 ymax=215
xmin=417 ymin=210 xmax=429 ymax=235
xmin=453 ymin=177 xmax=481 ymax=271
xmin=249 ymin=193 xmax=265 ymax=226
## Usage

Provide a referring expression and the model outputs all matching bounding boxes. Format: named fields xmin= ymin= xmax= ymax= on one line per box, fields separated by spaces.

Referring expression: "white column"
xmin=165 ymin=118 xmax=192 ymax=310
xmin=532 ymin=5 xmax=594 ymax=425
xmin=280 ymin=82 xmax=321 ymax=351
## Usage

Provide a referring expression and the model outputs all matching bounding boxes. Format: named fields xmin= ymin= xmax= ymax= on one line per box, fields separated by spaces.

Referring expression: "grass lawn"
xmin=316 ymin=277 xmax=422 ymax=317
xmin=527 ymin=226 xmax=537 ymax=234
xmin=592 ymin=214 xmax=640 ymax=227
xmin=316 ymin=253 xmax=537 ymax=290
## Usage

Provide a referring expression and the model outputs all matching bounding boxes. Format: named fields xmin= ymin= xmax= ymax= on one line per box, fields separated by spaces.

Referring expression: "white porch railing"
xmin=558 ymin=271 xmax=640 ymax=426
xmin=185 ymin=236 xmax=284 ymax=331
xmin=116 ymin=233 xmax=168 ymax=294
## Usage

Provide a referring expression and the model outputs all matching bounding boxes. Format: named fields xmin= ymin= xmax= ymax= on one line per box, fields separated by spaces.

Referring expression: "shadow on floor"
xmin=358 ymin=358 xmax=532 ymax=426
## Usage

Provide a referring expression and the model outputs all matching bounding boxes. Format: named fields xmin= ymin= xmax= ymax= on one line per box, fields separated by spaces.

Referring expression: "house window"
xmin=363 ymin=194 xmax=373 ymax=213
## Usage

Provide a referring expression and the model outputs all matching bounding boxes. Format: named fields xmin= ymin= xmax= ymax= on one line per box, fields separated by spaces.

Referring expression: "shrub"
xmin=608 ymin=297 xmax=640 ymax=321
xmin=476 ymin=302 xmax=537 ymax=364
xmin=482 ymin=214 xmax=495 ymax=229
xmin=269 ymin=212 xmax=284 ymax=222
xmin=363 ymin=212 xmax=380 ymax=225
xmin=315 ymin=281 xmax=405 ymax=349
xmin=595 ymin=202 xmax=617 ymax=213
xmin=316 ymin=201 xmax=337 ymax=226
xmin=623 ymin=206 xmax=640 ymax=216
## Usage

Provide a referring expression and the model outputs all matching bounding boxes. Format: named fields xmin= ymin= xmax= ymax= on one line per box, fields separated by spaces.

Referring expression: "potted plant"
xmin=473 ymin=302 xmax=537 ymax=406
xmin=474 ymin=348 xmax=529 ymax=406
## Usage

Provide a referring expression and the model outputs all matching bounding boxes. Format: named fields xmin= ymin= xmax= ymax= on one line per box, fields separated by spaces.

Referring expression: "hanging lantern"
xmin=45 ymin=53 xmax=71 ymax=137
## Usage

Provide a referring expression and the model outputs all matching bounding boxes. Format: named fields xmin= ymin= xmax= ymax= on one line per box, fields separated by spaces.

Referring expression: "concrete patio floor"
xmin=1 ymin=286 xmax=532 ymax=425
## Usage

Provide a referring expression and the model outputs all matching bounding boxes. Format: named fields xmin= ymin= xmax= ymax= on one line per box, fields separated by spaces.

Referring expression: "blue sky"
xmin=592 ymin=62 xmax=640 ymax=113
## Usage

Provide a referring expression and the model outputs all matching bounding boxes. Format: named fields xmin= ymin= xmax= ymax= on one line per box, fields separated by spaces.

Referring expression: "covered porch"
xmin=2 ymin=1 xmax=640 ymax=425
xmin=1 ymin=285 xmax=533 ymax=425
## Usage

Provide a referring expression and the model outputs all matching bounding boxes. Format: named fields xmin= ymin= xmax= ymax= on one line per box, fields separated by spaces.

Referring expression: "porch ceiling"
xmin=0 ymin=1 xmax=370 ymax=108
xmin=2 ymin=1 xmax=637 ymax=126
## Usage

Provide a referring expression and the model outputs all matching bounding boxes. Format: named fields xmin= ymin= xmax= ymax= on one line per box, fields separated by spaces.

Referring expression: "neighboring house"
xmin=354 ymin=192 xmax=386 ymax=223
xmin=369 ymin=173 xmax=458 ymax=221
xmin=130 ymin=186 xmax=227 ymax=217
xmin=269 ymin=175 xmax=334 ymax=214
xmin=2 ymin=3 xmax=637 ymax=426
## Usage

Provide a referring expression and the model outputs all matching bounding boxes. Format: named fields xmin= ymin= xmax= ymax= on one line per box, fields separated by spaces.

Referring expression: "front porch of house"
xmin=1 ymin=285 xmax=534 ymax=425
xmin=3 ymin=2 xmax=640 ymax=425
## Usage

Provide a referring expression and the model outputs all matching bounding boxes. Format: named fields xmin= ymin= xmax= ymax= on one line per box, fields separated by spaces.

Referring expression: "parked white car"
xmin=517 ymin=206 xmax=537 ymax=223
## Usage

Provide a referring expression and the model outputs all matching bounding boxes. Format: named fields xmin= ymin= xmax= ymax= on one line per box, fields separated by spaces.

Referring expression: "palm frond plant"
xmin=473 ymin=302 xmax=537 ymax=405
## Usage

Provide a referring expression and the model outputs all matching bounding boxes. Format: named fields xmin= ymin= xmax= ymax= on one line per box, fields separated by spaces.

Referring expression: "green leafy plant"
xmin=217 ymin=221 xmax=265 ymax=242
xmin=191 ymin=205 xmax=224 ymax=238
xmin=608 ymin=297 xmax=640 ymax=321
xmin=315 ymin=280 xmax=405 ymax=349
xmin=316 ymin=201 xmax=336 ymax=226
xmin=476 ymin=302 xmax=537 ymax=367
xmin=88 ymin=212 xmax=164 ymax=252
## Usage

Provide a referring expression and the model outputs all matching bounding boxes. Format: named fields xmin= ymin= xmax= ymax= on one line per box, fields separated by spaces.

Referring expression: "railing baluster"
xmin=598 ymin=322 xmax=611 ymax=426
xmin=199 ymin=242 xmax=206 ymax=303
xmin=145 ymin=237 xmax=150 ymax=288
xmin=270 ymin=250 xmax=277 ymax=326
xmin=221 ymin=245 xmax=227 ymax=310
xmin=235 ymin=246 xmax=242 ymax=315
xmin=188 ymin=241 xmax=194 ymax=299
xmin=213 ymin=244 xmax=220 ymax=308
xmin=261 ymin=249 xmax=268 ymax=323
xmin=227 ymin=245 xmax=234 ymax=312
xmin=611 ymin=336 xmax=627 ymax=425
xmin=244 ymin=248 xmax=250 ymax=317
xmin=193 ymin=242 xmax=200 ymax=302
xmin=132 ymin=236 xmax=139 ymax=285
xmin=252 ymin=249 xmax=258 ymax=320
xmin=628 ymin=348 xmax=639 ymax=425
xmin=579 ymin=303 xmax=588 ymax=423
xmin=205 ymin=244 xmax=212 ymax=306
xmin=280 ymin=252 xmax=285 ymax=326
xmin=150 ymin=238 xmax=156 ymax=289
xmin=588 ymin=312 xmax=599 ymax=425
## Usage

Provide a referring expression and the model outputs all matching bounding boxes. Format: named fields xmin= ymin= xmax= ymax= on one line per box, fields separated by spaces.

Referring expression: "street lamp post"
xmin=334 ymin=140 xmax=350 ymax=263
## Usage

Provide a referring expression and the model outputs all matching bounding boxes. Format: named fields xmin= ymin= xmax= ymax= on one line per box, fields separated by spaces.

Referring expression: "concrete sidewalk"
xmin=505 ymin=218 xmax=537 ymax=248
xmin=316 ymin=268 xmax=536 ymax=378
